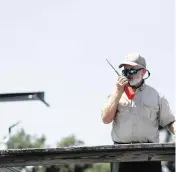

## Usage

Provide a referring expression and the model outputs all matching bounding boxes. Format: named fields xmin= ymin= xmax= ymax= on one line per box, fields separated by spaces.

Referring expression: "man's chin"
xmin=129 ymin=83 xmax=136 ymax=87
xmin=129 ymin=80 xmax=136 ymax=86
xmin=129 ymin=79 xmax=143 ymax=87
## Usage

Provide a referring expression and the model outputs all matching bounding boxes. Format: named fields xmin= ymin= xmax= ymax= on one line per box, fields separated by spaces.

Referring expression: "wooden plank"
xmin=0 ymin=143 xmax=174 ymax=167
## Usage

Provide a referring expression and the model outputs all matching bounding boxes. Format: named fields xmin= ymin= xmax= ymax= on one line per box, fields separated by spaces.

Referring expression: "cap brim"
xmin=119 ymin=61 xmax=144 ymax=68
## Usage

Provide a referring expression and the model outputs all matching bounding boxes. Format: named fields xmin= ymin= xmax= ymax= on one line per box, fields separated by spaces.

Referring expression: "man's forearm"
xmin=101 ymin=89 xmax=122 ymax=124
xmin=168 ymin=121 xmax=176 ymax=136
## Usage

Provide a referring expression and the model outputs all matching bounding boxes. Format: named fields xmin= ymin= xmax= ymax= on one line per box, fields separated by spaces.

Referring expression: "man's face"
xmin=122 ymin=65 xmax=146 ymax=86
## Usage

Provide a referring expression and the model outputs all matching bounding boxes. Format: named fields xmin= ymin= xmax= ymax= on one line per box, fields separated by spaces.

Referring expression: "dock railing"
xmin=0 ymin=142 xmax=174 ymax=167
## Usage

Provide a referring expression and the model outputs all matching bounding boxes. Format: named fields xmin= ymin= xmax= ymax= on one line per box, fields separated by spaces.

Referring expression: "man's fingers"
xmin=119 ymin=81 xmax=128 ymax=87
xmin=116 ymin=76 xmax=129 ymax=93
xmin=118 ymin=76 xmax=127 ymax=82
xmin=121 ymin=78 xmax=128 ymax=84
xmin=122 ymin=81 xmax=128 ymax=86
xmin=118 ymin=76 xmax=128 ymax=84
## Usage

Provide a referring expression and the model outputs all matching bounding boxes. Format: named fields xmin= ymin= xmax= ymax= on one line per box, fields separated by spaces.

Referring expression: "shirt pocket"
xmin=142 ymin=99 xmax=159 ymax=121
xmin=117 ymin=100 xmax=131 ymax=114
xmin=116 ymin=100 xmax=131 ymax=123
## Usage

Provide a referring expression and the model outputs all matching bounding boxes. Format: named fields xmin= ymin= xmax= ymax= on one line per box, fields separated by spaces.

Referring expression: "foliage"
xmin=7 ymin=128 xmax=46 ymax=149
xmin=6 ymin=130 xmax=111 ymax=172
xmin=85 ymin=163 xmax=110 ymax=172
xmin=47 ymin=134 xmax=92 ymax=172
xmin=56 ymin=134 xmax=84 ymax=147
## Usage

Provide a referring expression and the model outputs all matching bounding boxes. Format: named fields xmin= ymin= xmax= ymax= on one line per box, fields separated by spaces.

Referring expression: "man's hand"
xmin=116 ymin=76 xmax=129 ymax=94
xmin=168 ymin=121 xmax=176 ymax=135
xmin=101 ymin=77 xmax=128 ymax=124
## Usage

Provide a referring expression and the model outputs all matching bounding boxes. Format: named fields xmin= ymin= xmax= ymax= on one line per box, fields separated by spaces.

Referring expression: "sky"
xmin=0 ymin=0 xmax=175 ymax=147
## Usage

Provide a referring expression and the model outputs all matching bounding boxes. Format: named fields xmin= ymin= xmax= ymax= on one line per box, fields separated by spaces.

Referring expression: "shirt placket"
xmin=130 ymin=100 xmax=135 ymax=139
xmin=131 ymin=92 xmax=139 ymax=141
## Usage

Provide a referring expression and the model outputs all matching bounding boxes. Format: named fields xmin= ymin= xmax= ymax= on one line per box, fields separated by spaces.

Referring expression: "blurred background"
xmin=0 ymin=0 xmax=175 ymax=172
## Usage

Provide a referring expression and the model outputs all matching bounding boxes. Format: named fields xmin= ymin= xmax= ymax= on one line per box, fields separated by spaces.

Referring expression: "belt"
xmin=114 ymin=141 xmax=151 ymax=144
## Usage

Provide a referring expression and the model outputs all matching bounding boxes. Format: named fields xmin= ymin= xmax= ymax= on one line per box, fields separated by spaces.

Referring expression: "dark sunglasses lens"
xmin=122 ymin=69 xmax=128 ymax=76
xmin=129 ymin=69 xmax=138 ymax=74
xmin=122 ymin=69 xmax=138 ymax=76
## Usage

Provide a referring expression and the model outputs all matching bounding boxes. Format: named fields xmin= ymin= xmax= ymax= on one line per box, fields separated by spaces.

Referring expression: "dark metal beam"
xmin=0 ymin=92 xmax=50 ymax=107
xmin=0 ymin=143 xmax=174 ymax=167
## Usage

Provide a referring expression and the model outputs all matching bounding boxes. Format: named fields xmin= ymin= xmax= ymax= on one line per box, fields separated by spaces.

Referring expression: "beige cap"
xmin=119 ymin=53 xmax=146 ymax=68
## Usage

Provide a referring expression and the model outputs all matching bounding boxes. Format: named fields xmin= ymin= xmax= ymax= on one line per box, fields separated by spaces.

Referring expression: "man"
xmin=101 ymin=53 xmax=176 ymax=172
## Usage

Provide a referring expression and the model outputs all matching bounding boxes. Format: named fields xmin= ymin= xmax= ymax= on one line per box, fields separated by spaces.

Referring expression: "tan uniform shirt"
xmin=103 ymin=83 xmax=175 ymax=143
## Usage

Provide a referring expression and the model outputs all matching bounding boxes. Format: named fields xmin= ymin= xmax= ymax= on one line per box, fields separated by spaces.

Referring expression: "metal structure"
xmin=0 ymin=91 xmax=50 ymax=147
xmin=0 ymin=91 xmax=50 ymax=107
xmin=0 ymin=91 xmax=50 ymax=172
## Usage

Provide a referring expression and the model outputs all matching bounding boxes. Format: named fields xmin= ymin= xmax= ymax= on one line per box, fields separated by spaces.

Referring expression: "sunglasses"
xmin=122 ymin=68 xmax=144 ymax=76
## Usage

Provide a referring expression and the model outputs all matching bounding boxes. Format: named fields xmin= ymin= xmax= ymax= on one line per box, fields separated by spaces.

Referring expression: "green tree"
xmin=54 ymin=135 xmax=110 ymax=172
xmin=57 ymin=135 xmax=110 ymax=172
xmin=6 ymin=129 xmax=110 ymax=172
xmin=7 ymin=128 xmax=46 ymax=149
xmin=45 ymin=134 xmax=92 ymax=172
xmin=85 ymin=163 xmax=110 ymax=172
xmin=56 ymin=134 xmax=84 ymax=147
xmin=6 ymin=128 xmax=46 ymax=172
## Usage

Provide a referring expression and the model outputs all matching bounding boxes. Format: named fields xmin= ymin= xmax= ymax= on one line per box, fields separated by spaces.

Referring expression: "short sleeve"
xmin=158 ymin=94 xmax=175 ymax=127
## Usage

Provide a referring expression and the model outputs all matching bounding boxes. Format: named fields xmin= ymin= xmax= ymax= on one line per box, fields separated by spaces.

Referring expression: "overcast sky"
xmin=0 ymin=0 xmax=175 ymax=147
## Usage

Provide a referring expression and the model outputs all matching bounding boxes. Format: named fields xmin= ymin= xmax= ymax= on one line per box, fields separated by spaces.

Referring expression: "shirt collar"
xmin=136 ymin=81 xmax=146 ymax=92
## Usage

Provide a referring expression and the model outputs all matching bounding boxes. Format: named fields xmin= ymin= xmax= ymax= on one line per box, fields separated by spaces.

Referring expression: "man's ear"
xmin=142 ymin=68 xmax=147 ymax=76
